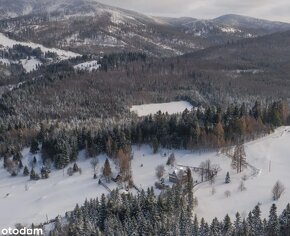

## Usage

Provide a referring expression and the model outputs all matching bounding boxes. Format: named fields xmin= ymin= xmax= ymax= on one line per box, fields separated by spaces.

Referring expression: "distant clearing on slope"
xmin=0 ymin=33 xmax=81 ymax=60
xmin=130 ymin=101 xmax=193 ymax=117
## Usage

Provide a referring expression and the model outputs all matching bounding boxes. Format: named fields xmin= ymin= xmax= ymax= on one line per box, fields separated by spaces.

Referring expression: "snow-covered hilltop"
xmin=1 ymin=127 xmax=290 ymax=230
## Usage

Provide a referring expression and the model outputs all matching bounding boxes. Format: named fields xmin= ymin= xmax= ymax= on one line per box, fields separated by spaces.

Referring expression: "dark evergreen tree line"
xmin=47 ymin=184 xmax=290 ymax=236
xmin=39 ymin=101 xmax=289 ymax=169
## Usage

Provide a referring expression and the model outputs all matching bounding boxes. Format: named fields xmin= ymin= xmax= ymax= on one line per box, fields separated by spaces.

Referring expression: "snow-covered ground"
xmin=73 ymin=60 xmax=100 ymax=72
xmin=132 ymin=127 xmax=290 ymax=221
xmin=130 ymin=101 xmax=193 ymax=117
xmin=0 ymin=149 xmax=120 ymax=229
xmin=20 ymin=57 xmax=42 ymax=72
xmin=0 ymin=33 xmax=80 ymax=60
xmin=0 ymin=58 xmax=12 ymax=66
xmin=0 ymin=57 xmax=41 ymax=72
xmin=194 ymin=127 xmax=290 ymax=221
xmin=1 ymin=127 xmax=290 ymax=229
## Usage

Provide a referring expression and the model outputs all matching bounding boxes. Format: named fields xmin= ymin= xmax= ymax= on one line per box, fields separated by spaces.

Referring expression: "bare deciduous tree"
xmin=231 ymin=144 xmax=247 ymax=173
xmin=238 ymin=181 xmax=247 ymax=192
xmin=211 ymin=187 xmax=216 ymax=195
xmin=6 ymin=159 xmax=18 ymax=175
xmin=272 ymin=181 xmax=285 ymax=200
xmin=224 ymin=190 xmax=231 ymax=198
xmin=166 ymin=153 xmax=176 ymax=167
xmin=155 ymin=165 xmax=165 ymax=179
xmin=90 ymin=157 xmax=99 ymax=174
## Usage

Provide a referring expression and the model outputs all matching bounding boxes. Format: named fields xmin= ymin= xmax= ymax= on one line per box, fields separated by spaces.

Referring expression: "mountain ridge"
xmin=1 ymin=1 xmax=290 ymax=57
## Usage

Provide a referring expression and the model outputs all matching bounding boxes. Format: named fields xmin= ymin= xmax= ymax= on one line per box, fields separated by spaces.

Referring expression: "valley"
xmin=1 ymin=1 xmax=290 ymax=235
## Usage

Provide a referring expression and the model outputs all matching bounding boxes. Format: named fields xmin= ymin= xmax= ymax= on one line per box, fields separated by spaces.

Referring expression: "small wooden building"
xmin=169 ymin=169 xmax=188 ymax=184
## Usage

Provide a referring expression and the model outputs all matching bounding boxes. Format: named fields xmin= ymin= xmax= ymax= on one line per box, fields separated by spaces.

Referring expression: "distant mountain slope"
xmin=1 ymin=30 xmax=290 ymax=126
xmin=187 ymin=30 xmax=290 ymax=67
xmin=213 ymin=14 xmax=290 ymax=33
xmin=1 ymin=1 xmax=290 ymax=57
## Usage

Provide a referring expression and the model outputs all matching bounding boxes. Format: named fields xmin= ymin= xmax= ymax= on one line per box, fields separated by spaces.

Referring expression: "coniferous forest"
xmin=37 ymin=101 xmax=289 ymax=170
xmin=48 ymin=179 xmax=290 ymax=236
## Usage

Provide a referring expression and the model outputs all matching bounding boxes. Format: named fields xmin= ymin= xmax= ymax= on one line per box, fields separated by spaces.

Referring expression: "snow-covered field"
xmin=20 ymin=57 xmax=42 ymax=72
xmin=130 ymin=101 xmax=193 ymax=116
xmin=73 ymin=60 xmax=100 ymax=72
xmin=0 ymin=33 xmax=80 ymax=60
xmin=132 ymin=127 xmax=290 ymax=221
xmin=0 ymin=150 xmax=119 ymax=229
xmin=194 ymin=126 xmax=290 ymax=221
xmin=0 ymin=127 xmax=290 ymax=230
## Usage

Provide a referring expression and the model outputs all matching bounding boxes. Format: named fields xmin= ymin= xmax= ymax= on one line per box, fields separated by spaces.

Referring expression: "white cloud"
xmin=98 ymin=0 xmax=290 ymax=22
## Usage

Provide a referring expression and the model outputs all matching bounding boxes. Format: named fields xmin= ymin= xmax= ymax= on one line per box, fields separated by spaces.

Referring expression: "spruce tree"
xmin=225 ymin=172 xmax=231 ymax=184
xmin=252 ymin=205 xmax=264 ymax=235
xmin=210 ymin=217 xmax=221 ymax=236
xmin=103 ymin=159 xmax=112 ymax=182
xmin=30 ymin=139 xmax=39 ymax=154
xmin=234 ymin=212 xmax=242 ymax=235
xmin=279 ymin=204 xmax=290 ymax=236
xmin=192 ymin=215 xmax=199 ymax=236
xmin=73 ymin=163 xmax=79 ymax=172
xmin=267 ymin=204 xmax=280 ymax=236
xmin=223 ymin=214 xmax=232 ymax=235
xmin=18 ymin=159 xmax=23 ymax=169
xmin=23 ymin=166 xmax=29 ymax=176
xmin=152 ymin=136 xmax=159 ymax=154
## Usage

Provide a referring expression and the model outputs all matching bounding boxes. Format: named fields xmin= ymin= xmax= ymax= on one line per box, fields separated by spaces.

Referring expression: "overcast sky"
xmin=98 ymin=0 xmax=290 ymax=23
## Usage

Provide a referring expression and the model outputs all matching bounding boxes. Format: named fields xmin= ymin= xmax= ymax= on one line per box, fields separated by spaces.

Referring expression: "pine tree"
xmin=186 ymin=168 xmax=194 ymax=215
xmin=30 ymin=139 xmax=39 ymax=154
xmin=73 ymin=163 xmax=79 ymax=172
xmin=210 ymin=217 xmax=221 ymax=236
xmin=103 ymin=159 xmax=112 ymax=182
xmin=280 ymin=204 xmax=290 ymax=236
xmin=152 ymin=136 xmax=159 ymax=154
xmin=199 ymin=218 xmax=208 ymax=236
xmin=241 ymin=219 xmax=249 ymax=236
xmin=267 ymin=204 xmax=279 ymax=236
xmin=234 ymin=212 xmax=242 ymax=235
xmin=252 ymin=101 xmax=262 ymax=120
xmin=192 ymin=215 xmax=199 ymax=236
xmin=252 ymin=205 xmax=264 ymax=236
xmin=179 ymin=209 xmax=192 ymax=236
xmin=18 ymin=159 xmax=23 ymax=169
xmin=223 ymin=214 xmax=233 ymax=235
xmin=98 ymin=194 xmax=107 ymax=231
xmin=225 ymin=172 xmax=231 ymax=184
xmin=23 ymin=166 xmax=29 ymax=176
